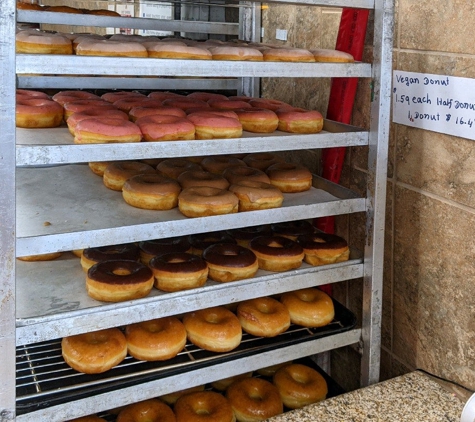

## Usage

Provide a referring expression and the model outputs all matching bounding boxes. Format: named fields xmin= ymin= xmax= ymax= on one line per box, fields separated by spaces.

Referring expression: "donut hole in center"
xmin=169 ymin=258 xmax=187 ymax=263
xmin=256 ymin=303 xmax=272 ymax=314
xmin=248 ymin=387 xmax=264 ymax=401
xmin=221 ymin=251 xmax=239 ymax=256
xmin=298 ymin=292 xmax=317 ymax=303
xmin=268 ymin=241 xmax=284 ymax=248
xmin=113 ymin=268 xmax=132 ymax=276
xmin=313 ymin=237 xmax=326 ymax=243
xmin=290 ymin=372 xmax=311 ymax=385
xmin=204 ymin=313 xmax=221 ymax=324
xmin=146 ymin=322 xmax=164 ymax=333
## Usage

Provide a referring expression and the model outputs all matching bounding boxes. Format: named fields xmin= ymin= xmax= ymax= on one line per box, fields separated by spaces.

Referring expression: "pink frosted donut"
xmin=208 ymin=99 xmax=252 ymax=110
xmin=228 ymin=95 xmax=255 ymax=102
xmin=16 ymin=89 xmax=49 ymax=100
xmin=147 ymin=43 xmax=212 ymax=60
xmin=62 ymin=99 xmax=115 ymax=120
xmin=67 ymin=107 xmax=129 ymax=135
xmin=162 ymin=98 xmax=210 ymax=111
xmin=148 ymin=91 xmax=185 ymax=101
xmin=74 ymin=118 xmax=142 ymax=144
xmin=16 ymin=98 xmax=63 ymax=128
xmin=208 ymin=46 xmax=263 ymax=61
xmin=275 ymin=108 xmax=324 ymax=133
xmin=136 ymin=114 xmax=195 ymax=142
xmin=187 ymin=92 xmax=229 ymax=102
xmin=187 ymin=114 xmax=242 ymax=139
xmin=187 ymin=110 xmax=239 ymax=120
xmin=113 ymin=98 xmax=163 ymax=113
xmin=76 ymin=39 xmax=148 ymax=58
xmin=101 ymin=91 xmax=146 ymax=103
xmin=249 ymin=98 xmax=291 ymax=111
xmin=129 ymin=106 xmax=187 ymax=122
xmin=234 ymin=108 xmax=279 ymax=133
xmin=52 ymin=90 xmax=100 ymax=105
xmin=16 ymin=29 xmax=73 ymax=54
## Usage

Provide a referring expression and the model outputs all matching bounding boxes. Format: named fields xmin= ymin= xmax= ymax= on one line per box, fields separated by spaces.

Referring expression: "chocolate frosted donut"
xmin=250 ymin=235 xmax=304 ymax=272
xmin=139 ymin=236 xmax=191 ymax=265
xmin=203 ymin=243 xmax=258 ymax=282
xmin=149 ymin=252 xmax=208 ymax=292
xmin=81 ymin=243 xmax=140 ymax=272
xmin=297 ymin=232 xmax=350 ymax=266
xmin=228 ymin=225 xmax=273 ymax=248
xmin=189 ymin=231 xmax=236 ymax=256
xmin=271 ymin=220 xmax=315 ymax=240
xmin=86 ymin=260 xmax=154 ymax=302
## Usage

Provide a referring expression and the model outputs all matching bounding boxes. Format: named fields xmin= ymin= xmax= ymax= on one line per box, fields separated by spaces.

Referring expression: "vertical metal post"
xmin=0 ymin=0 xmax=17 ymax=419
xmin=361 ymin=0 xmax=394 ymax=386
xmin=239 ymin=2 xmax=261 ymax=97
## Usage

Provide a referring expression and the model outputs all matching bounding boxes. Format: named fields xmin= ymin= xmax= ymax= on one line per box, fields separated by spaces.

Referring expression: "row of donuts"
xmin=90 ymin=154 xmax=312 ymax=216
xmin=15 ymin=25 xmax=355 ymax=64
xmin=62 ymin=290 xmax=335 ymax=374
xmin=17 ymin=1 xmax=121 ymax=16
xmin=68 ymin=361 xmax=328 ymax=422
xmin=16 ymin=88 xmax=324 ymax=140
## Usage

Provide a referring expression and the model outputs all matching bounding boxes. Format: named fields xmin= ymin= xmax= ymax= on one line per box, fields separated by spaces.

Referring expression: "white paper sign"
xmin=392 ymin=70 xmax=475 ymax=141
xmin=138 ymin=3 xmax=173 ymax=36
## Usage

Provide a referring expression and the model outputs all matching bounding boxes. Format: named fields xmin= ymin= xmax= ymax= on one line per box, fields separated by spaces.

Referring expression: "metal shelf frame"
xmin=0 ymin=0 xmax=394 ymax=418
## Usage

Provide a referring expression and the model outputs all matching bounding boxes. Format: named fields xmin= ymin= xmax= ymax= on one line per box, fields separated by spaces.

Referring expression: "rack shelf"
xmin=16 ymin=253 xmax=363 ymax=345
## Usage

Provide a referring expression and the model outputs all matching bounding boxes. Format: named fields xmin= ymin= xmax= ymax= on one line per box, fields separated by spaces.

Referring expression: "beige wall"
xmin=264 ymin=2 xmax=475 ymax=393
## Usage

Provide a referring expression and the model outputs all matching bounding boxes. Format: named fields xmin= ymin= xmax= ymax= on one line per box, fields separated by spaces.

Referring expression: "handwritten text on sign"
xmin=392 ymin=70 xmax=475 ymax=141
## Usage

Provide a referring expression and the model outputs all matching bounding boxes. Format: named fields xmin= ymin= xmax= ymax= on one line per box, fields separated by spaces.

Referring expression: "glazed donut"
xmin=208 ymin=46 xmax=263 ymax=61
xmin=275 ymin=108 xmax=324 ymax=134
xmin=16 ymin=89 xmax=49 ymax=100
xmin=242 ymin=152 xmax=285 ymax=172
xmin=271 ymin=220 xmax=314 ymax=241
xmin=178 ymin=186 xmax=239 ymax=217
xmin=187 ymin=114 xmax=242 ymax=139
xmin=86 ymin=8 xmax=121 ymax=17
xmin=86 ymin=260 xmax=154 ymax=302
xmin=102 ymin=91 xmax=146 ymax=103
xmin=174 ymin=391 xmax=235 ymax=422
xmin=139 ymin=237 xmax=191 ymax=265
xmin=61 ymin=328 xmax=127 ymax=374
xmin=148 ymin=91 xmax=185 ymax=101
xmin=125 ymin=317 xmax=187 ymax=361
xmin=16 ymin=98 xmax=63 ymax=128
xmin=208 ymin=100 xmax=252 ymax=110
xmin=266 ymin=162 xmax=312 ymax=193
xmin=122 ymin=174 xmax=181 ymax=210
xmin=129 ymin=106 xmax=186 ymax=122
xmin=211 ymin=372 xmax=253 ymax=391
xmin=17 ymin=252 xmax=62 ymax=261
xmin=226 ymin=377 xmax=283 ymax=422
xmin=182 ymin=306 xmax=242 ymax=352
xmin=88 ymin=161 xmax=116 ymax=177
xmin=149 ymin=252 xmax=208 ymax=292
xmin=76 ymin=39 xmax=147 ymax=58
xmin=233 ymin=108 xmax=279 ymax=133
xmin=103 ymin=161 xmax=156 ymax=191
xmin=189 ymin=231 xmax=236 ymax=256
xmin=81 ymin=243 xmax=140 ymax=272
xmin=136 ymin=114 xmax=196 ymax=142
xmin=63 ymin=99 xmax=116 ymax=121
xmin=227 ymin=225 xmax=272 ymax=248
xmin=16 ymin=29 xmax=73 ymax=54
xmin=44 ymin=5 xmax=82 ymax=13
xmin=17 ymin=2 xmax=43 ymax=11
xmin=156 ymin=158 xmax=201 ymax=179
xmin=279 ymin=288 xmax=335 ymax=327
xmin=297 ymin=233 xmax=350 ymax=265
xmin=52 ymin=90 xmax=100 ymax=105
xmin=262 ymin=48 xmax=315 ymax=62
xmin=273 ymin=363 xmax=328 ymax=409
xmin=237 ymin=297 xmax=290 ymax=337
xmin=147 ymin=43 xmax=212 ymax=60
xmin=249 ymin=236 xmax=304 ymax=272
xmin=248 ymin=98 xmax=290 ymax=112
xmin=67 ymin=108 xmax=128 ymax=135
xmin=311 ymin=48 xmax=355 ymax=63
xmin=222 ymin=166 xmax=270 ymax=185
xmin=160 ymin=385 xmax=205 ymax=406
xmin=229 ymin=181 xmax=284 ymax=212
xmin=187 ymin=92 xmax=229 ymax=102
xmin=113 ymin=98 xmax=163 ymax=113
xmin=177 ymin=170 xmax=230 ymax=190
xmin=117 ymin=399 xmax=176 ymax=422
xmin=74 ymin=117 xmax=142 ymax=144
xmin=203 ymin=243 xmax=258 ymax=282
xmin=200 ymin=156 xmax=246 ymax=174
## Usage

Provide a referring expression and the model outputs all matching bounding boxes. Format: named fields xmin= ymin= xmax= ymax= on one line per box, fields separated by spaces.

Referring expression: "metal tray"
xmin=16 ymin=298 xmax=356 ymax=415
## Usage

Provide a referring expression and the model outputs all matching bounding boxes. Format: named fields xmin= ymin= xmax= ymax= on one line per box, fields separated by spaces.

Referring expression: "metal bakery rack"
xmin=0 ymin=0 xmax=394 ymax=419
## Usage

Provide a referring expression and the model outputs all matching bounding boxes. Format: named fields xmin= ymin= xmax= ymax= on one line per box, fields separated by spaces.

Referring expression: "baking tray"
xmin=16 ymin=298 xmax=356 ymax=415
